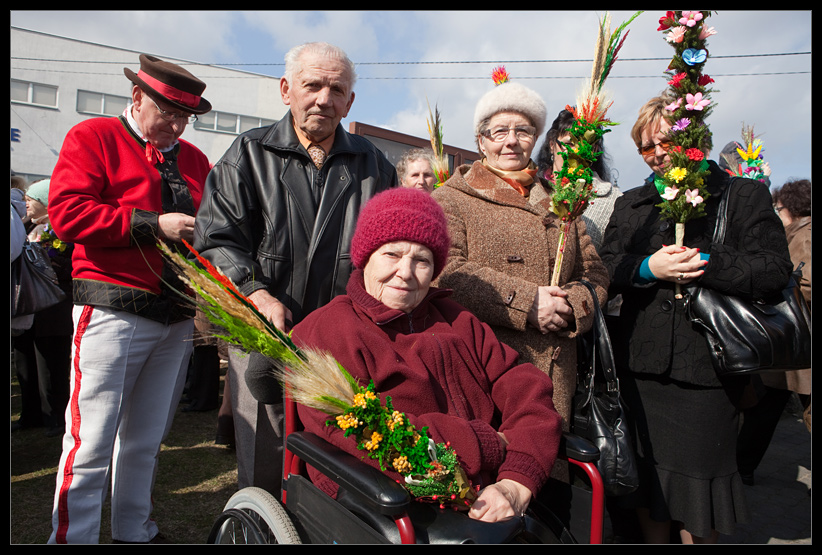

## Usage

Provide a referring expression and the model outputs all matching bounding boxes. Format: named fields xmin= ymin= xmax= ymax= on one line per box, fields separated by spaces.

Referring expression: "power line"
xmin=10 ymin=51 xmax=811 ymax=67
xmin=11 ymin=51 xmax=810 ymax=80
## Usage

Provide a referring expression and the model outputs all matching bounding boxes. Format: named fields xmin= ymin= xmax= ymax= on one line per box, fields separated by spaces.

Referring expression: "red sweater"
xmin=48 ymin=116 xmax=210 ymax=294
xmin=293 ymin=270 xmax=562 ymax=497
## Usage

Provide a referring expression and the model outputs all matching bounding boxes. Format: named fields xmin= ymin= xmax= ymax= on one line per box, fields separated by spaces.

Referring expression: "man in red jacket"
xmin=47 ymin=54 xmax=212 ymax=544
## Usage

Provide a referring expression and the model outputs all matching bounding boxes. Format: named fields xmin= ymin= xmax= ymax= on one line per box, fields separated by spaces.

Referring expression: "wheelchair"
xmin=208 ymin=391 xmax=606 ymax=544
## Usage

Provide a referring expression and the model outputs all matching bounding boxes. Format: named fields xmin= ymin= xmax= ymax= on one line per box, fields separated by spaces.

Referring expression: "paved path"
xmin=600 ymin=397 xmax=811 ymax=544
xmin=722 ymin=400 xmax=812 ymax=545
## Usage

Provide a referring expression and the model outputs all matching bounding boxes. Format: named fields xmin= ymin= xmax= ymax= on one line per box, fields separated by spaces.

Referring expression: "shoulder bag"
xmin=11 ymin=240 xmax=67 ymax=317
xmin=573 ymin=280 xmax=639 ymax=496
xmin=685 ymin=178 xmax=812 ymax=378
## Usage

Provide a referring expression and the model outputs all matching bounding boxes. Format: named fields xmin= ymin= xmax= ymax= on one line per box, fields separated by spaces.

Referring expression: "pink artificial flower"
xmin=665 ymin=97 xmax=683 ymax=112
xmin=699 ymin=26 xmax=717 ymax=40
xmin=666 ymin=26 xmax=687 ymax=44
xmin=679 ymin=11 xmax=704 ymax=27
xmin=685 ymin=189 xmax=704 ymax=207
xmin=662 ymin=187 xmax=680 ymax=201
xmin=685 ymin=92 xmax=710 ymax=111
xmin=658 ymin=11 xmax=678 ymax=31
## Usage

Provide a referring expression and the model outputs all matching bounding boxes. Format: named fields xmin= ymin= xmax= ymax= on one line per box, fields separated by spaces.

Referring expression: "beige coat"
xmin=762 ymin=216 xmax=812 ymax=395
xmin=433 ymin=162 xmax=610 ymax=438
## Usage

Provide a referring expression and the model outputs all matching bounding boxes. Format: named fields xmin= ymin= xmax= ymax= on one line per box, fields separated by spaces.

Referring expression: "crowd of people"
xmin=10 ymin=41 xmax=811 ymax=545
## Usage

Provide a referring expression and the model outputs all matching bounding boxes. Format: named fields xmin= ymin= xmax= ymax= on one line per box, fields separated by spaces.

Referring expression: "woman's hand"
xmin=468 ymin=479 xmax=532 ymax=523
xmin=647 ymin=245 xmax=708 ymax=284
xmin=527 ymin=285 xmax=574 ymax=334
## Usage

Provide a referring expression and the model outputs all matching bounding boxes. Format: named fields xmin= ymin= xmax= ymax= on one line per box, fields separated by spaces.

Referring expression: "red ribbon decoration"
xmin=145 ymin=142 xmax=165 ymax=165
xmin=137 ymin=70 xmax=201 ymax=109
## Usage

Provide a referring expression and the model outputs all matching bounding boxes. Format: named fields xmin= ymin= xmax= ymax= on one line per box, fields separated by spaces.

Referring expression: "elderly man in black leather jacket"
xmin=194 ymin=42 xmax=396 ymax=495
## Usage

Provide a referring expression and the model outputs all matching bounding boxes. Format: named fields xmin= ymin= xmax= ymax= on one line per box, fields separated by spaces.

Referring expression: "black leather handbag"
xmin=11 ymin=240 xmax=67 ymax=317
xmin=573 ymin=280 xmax=639 ymax=497
xmin=685 ymin=179 xmax=812 ymax=378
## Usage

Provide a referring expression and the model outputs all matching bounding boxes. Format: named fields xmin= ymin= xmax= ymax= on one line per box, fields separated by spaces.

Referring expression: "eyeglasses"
xmin=149 ymin=97 xmax=197 ymax=124
xmin=774 ymin=205 xmax=786 ymax=213
xmin=638 ymin=140 xmax=673 ymax=157
xmin=480 ymin=125 xmax=537 ymax=143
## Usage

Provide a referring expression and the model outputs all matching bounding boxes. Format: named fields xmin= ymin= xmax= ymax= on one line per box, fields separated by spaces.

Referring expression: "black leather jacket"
xmin=193 ymin=112 xmax=397 ymax=325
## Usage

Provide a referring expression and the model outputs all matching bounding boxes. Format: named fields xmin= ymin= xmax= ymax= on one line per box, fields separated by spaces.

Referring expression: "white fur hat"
xmin=473 ymin=81 xmax=547 ymax=138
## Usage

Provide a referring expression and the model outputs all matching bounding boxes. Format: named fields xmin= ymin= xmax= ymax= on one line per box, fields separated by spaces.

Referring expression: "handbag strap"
xmin=712 ymin=177 xmax=738 ymax=245
xmin=579 ymin=279 xmax=619 ymax=392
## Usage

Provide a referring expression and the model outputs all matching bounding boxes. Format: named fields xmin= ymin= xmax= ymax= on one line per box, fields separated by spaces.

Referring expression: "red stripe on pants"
xmin=54 ymin=305 xmax=94 ymax=544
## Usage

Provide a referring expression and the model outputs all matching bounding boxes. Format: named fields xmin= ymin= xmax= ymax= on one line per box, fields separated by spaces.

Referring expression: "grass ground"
xmin=10 ymin=363 xmax=239 ymax=544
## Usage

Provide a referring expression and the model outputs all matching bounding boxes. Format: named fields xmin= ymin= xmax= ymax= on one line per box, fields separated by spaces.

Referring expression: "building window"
xmin=77 ymin=90 xmax=130 ymax=117
xmin=11 ymin=79 xmax=58 ymax=108
xmin=194 ymin=110 xmax=275 ymax=135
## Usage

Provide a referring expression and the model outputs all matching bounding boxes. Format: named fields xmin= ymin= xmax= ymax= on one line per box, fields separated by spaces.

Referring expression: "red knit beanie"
xmin=351 ymin=188 xmax=450 ymax=278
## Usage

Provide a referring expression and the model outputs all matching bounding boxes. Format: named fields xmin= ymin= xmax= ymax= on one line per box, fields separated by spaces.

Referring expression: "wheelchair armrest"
xmin=561 ymin=432 xmax=600 ymax=463
xmin=286 ymin=431 xmax=412 ymax=516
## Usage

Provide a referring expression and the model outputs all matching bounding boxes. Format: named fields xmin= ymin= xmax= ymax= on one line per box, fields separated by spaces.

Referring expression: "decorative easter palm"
xmin=549 ymin=11 xmax=641 ymax=286
xmin=158 ymin=240 xmax=477 ymax=510
xmin=722 ymin=123 xmax=768 ymax=183
xmin=426 ymin=99 xmax=451 ymax=188
xmin=655 ymin=10 xmax=716 ymax=297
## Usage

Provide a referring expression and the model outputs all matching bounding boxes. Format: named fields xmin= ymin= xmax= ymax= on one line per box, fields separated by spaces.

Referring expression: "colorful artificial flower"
xmin=685 ymin=188 xmax=704 ymax=207
xmin=665 ymin=97 xmax=683 ymax=111
xmin=667 ymin=72 xmax=687 ymax=88
xmin=671 ymin=118 xmax=691 ymax=131
xmin=698 ymin=74 xmax=715 ymax=86
xmin=685 ymin=92 xmax=710 ymax=111
xmin=658 ymin=11 xmax=678 ymax=31
xmin=491 ymin=66 xmax=509 ymax=85
xmin=661 ymin=186 xmax=680 ymax=200
xmin=682 ymin=48 xmax=708 ymax=66
xmin=685 ymin=148 xmax=704 ymax=161
xmin=665 ymin=26 xmax=687 ymax=43
xmin=679 ymin=11 xmax=704 ymax=27
xmin=666 ymin=167 xmax=688 ymax=183
xmin=699 ymin=26 xmax=717 ymax=40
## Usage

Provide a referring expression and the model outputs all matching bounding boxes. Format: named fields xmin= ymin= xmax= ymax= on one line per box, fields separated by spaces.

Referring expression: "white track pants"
xmin=49 ymin=305 xmax=193 ymax=544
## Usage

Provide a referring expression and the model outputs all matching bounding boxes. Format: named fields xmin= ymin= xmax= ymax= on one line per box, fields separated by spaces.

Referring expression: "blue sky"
xmin=10 ymin=10 xmax=812 ymax=191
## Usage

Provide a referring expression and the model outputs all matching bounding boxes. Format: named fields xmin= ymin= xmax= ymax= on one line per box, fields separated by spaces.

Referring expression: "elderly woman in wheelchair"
xmin=220 ymin=188 xmax=598 ymax=544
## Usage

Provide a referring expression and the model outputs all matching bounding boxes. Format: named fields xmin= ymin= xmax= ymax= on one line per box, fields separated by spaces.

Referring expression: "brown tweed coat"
xmin=432 ymin=162 xmax=610 ymax=439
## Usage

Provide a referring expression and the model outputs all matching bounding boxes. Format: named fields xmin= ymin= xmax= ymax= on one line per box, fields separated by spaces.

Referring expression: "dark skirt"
xmin=617 ymin=372 xmax=750 ymax=538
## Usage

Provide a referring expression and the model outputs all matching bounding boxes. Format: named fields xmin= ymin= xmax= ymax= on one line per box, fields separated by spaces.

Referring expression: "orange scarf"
xmin=482 ymin=159 xmax=538 ymax=197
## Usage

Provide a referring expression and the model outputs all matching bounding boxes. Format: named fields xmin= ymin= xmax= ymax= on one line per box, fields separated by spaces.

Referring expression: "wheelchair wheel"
xmin=208 ymin=487 xmax=301 ymax=544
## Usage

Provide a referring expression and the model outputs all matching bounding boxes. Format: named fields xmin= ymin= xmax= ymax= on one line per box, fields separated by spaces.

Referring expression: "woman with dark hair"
xmin=737 ymin=179 xmax=812 ymax=482
xmin=536 ymin=109 xmax=621 ymax=251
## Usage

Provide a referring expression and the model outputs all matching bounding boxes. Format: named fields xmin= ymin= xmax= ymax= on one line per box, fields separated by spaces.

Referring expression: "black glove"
xmin=244 ymin=351 xmax=283 ymax=405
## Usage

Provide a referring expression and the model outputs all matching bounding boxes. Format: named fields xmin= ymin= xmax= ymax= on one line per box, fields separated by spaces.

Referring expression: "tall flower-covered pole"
xmin=549 ymin=11 xmax=641 ymax=286
xmin=426 ymin=99 xmax=450 ymax=188
xmin=655 ymin=10 xmax=716 ymax=297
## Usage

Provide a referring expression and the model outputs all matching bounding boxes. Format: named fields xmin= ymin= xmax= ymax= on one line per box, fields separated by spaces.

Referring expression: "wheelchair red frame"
xmin=280 ymin=390 xmax=606 ymax=544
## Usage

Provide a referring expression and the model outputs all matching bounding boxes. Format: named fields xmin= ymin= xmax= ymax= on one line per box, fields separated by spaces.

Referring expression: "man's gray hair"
xmin=283 ymin=42 xmax=357 ymax=88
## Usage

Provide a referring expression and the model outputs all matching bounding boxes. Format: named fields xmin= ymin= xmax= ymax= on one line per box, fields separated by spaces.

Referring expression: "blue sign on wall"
xmin=11 ymin=128 xmax=22 ymax=143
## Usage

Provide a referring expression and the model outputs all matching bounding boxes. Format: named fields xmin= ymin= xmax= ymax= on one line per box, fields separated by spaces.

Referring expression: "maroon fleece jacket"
xmin=292 ymin=269 xmax=562 ymax=498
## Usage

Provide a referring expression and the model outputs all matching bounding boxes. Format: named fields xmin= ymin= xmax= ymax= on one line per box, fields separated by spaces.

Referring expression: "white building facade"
xmin=11 ymin=26 xmax=287 ymax=184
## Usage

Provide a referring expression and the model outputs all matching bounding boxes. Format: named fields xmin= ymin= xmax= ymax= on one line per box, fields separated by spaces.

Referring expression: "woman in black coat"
xmin=598 ymin=93 xmax=792 ymax=543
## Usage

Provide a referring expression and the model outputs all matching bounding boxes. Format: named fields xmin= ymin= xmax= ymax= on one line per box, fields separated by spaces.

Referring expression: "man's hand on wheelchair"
xmin=468 ymin=479 xmax=532 ymax=523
